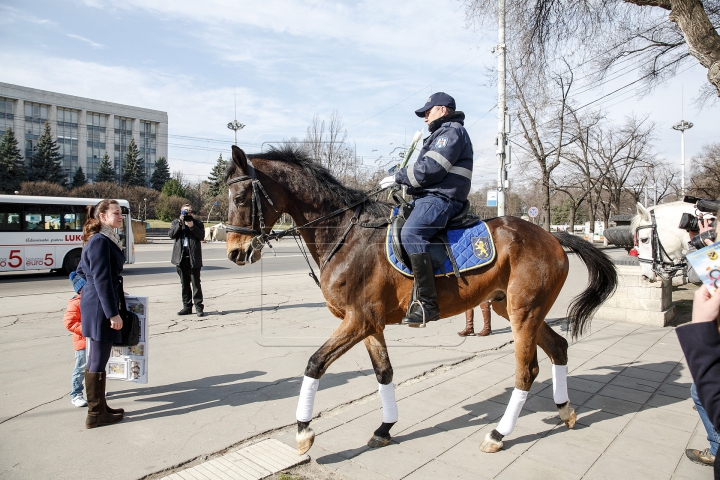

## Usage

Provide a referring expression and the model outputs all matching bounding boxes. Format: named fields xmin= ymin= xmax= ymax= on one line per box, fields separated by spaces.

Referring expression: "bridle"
xmin=224 ymin=157 xmax=279 ymax=256
xmin=635 ymin=210 xmax=686 ymax=280
xmin=224 ymin=156 xmax=393 ymax=285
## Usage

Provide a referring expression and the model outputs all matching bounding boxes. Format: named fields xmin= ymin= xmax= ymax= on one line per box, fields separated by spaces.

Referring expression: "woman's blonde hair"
xmin=83 ymin=199 xmax=120 ymax=245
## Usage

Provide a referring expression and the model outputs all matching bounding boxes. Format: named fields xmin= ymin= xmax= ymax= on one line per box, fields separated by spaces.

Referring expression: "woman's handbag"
xmin=114 ymin=278 xmax=141 ymax=347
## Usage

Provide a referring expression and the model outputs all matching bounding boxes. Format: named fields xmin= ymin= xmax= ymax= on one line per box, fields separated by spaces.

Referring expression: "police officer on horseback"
xmin=380 ymin=92 xmax=474 ymax=327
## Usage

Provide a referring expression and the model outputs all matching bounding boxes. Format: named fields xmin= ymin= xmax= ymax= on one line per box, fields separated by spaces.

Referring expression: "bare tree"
xmin=652 ymin=162 xmax=682 ymax=202
xmin=689 ymin=142 xmax=720 ymax=199
xmin=303 ymin=111 xmax=356 ymax=179
xmin=592 ymin=116 xmax=656 ymax=224
xmin=464 ymin=0 xmax=720 ymax=98
xmin=510 ymin=60 xmax=575 ymax=231
xmin=560 ymin=108 xmax=605 ymax=235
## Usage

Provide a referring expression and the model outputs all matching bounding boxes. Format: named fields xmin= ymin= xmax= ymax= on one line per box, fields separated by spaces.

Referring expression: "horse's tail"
xmin=553 ymin=232 xmax=618 ymax=340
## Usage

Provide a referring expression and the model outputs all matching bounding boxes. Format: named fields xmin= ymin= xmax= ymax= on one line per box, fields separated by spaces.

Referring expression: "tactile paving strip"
xmin=160 ymin=439 xmax=309 ymax=480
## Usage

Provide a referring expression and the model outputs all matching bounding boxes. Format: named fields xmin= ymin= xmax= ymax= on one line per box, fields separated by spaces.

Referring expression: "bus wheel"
xmin=63 ymin=249 xmax=82 ymax=274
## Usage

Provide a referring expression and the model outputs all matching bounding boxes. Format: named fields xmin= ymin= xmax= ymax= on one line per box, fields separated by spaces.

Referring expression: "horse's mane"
xmin=225 ymin=146 xmax=390 ymax=218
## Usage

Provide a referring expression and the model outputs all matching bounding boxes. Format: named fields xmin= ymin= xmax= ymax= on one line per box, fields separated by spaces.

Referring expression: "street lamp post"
xmin=227 ymin=120 xmax=245 ymax=146
xmin=672 ymin=119 xmax=693 ymax=196
xmin=143 ymin=198 xmax=147 ymax=222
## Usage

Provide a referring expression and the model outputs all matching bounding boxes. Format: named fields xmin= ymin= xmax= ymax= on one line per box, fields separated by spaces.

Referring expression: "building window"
xmin=114 ymin=117 xmax=133 ymax=176
xmin=57 ymin=108 xmax=79 ymax=179
xmin=140 ymin=120 xmax=157 ymax=177
xmin=86 ymin=112 xmax=107 ymax=182
xmin=24 ymin=103 xmax=49 ymax=159
xmin=0 ymin=97 xmax=15 ymax=135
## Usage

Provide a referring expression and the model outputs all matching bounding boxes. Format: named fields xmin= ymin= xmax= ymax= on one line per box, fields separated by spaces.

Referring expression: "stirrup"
xmin=402 ymin=299 xmax=427 ymax=328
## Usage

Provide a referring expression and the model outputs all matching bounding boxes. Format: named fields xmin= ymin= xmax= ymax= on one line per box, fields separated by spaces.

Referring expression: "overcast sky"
xmin=0 ymin=0 xmax=716 ymax=189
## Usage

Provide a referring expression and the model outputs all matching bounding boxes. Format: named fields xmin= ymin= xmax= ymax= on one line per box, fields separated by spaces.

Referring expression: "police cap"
xmin=415 ymin=92 xmax=456 ymax=117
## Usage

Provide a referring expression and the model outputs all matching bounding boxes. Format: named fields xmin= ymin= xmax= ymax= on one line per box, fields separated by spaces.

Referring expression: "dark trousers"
xmin=87 ymin=339 xmax=112 ymax=373
xmin=177 ymin=256 xmax=203 ymax=308
xmin=401 ymin=195 xmax=465 ymax=255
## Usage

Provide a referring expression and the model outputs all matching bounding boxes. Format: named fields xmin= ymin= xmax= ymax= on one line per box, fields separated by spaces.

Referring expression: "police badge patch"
xmin=435 ymin=136 xmax=449 ymax=149
xmin=472 ymin=236 xmax=491 ymax=259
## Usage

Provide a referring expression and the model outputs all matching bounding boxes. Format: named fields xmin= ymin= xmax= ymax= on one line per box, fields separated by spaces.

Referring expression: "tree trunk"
xmin=542 ymin=172 xmax=552 ymax=231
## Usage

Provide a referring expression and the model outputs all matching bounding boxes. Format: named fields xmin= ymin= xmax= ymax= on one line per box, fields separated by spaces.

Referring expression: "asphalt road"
xmin=0 ymin=240 xmax=313 ymax=297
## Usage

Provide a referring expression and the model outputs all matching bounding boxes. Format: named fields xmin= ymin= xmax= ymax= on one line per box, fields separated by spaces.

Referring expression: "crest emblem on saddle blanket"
xmin=472 ymin=236 xmax=491 ymax=259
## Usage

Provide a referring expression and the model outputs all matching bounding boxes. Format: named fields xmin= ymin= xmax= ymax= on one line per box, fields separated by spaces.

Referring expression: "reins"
xmin=635 ymin=210 xmax=686 ymax=280
xmin=225 ymin=157 xmax=394 ymax=286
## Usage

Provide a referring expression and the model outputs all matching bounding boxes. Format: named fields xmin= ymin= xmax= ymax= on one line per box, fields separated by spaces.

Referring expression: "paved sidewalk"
xmin=1 ymin=244 xmax=712 ymax=479
xmin=265 ymin=319 xmax=711 ymax=479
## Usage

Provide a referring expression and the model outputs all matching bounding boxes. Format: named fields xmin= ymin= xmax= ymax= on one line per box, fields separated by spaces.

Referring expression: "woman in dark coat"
xmin=78 ymin=199 xmax=126 ymax=428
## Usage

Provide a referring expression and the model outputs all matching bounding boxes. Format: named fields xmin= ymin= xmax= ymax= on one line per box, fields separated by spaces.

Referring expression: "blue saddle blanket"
xmin=386 ymin=217 xmax=496 ymax=277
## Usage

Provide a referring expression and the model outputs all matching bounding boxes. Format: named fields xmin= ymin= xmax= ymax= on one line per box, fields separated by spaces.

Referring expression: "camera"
xmin=691 ymin=230 xmax=717 ymax=250
xmin=682 ymin=196 xmax=718 ymax=249
xmin=181 ymin=209 xmax=188 ymax=216
xmin=684 ymin=195 xmax=720 ymax=213
xmin=678 ymin=212 xmax=700 ymax=232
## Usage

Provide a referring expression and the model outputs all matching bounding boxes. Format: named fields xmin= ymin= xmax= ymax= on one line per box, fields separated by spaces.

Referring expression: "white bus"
xmin=0 ymin=195 xmax=135 ymax=274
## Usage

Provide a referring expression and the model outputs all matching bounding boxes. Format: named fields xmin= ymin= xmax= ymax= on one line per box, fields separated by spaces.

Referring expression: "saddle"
xmin=388 ymin=200 xmax=495 ymax=278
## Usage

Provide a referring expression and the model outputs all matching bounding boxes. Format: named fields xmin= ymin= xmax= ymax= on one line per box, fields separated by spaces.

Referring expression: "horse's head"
xmin=225 ymin=145 xmax=283 ymax=266
xmin=632 ymin=201 xmax=693 ymax=282
xmin=633 ymin=202 xmax=657 ymax=281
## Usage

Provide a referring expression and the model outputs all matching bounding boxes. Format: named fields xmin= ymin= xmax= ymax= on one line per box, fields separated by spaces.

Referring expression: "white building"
xmin=0 ymin=82 xmax=168 ymax=184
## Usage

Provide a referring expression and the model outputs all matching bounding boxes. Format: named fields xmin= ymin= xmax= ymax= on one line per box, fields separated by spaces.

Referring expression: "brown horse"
xmin=224 ymin=145 xmax=617 ymax=455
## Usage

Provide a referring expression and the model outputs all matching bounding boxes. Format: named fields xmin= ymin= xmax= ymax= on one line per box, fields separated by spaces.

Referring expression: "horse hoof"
xmin=557 ymin=403 xmax=576 ymax=429
xmin=564 ymin=409 xmax=577 ymax=429
xmin=479 ymin=432 xmax=503 ymax=453
xmin=296 ymin=427 xmax=315 ymax=455
xmin=367 ymin=434 xmax=391 ymax=448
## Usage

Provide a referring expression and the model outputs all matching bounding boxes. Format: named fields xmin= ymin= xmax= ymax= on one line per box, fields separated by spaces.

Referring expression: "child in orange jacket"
xmin=65 ymin=272 xmax=87 ymax=407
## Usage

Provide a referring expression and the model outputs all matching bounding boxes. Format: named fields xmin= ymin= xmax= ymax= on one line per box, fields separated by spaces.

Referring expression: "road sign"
xmin=487 ymin=190 xmax=498 ymax=207
xmin=528 ymin=206 xmax=539 ymax=218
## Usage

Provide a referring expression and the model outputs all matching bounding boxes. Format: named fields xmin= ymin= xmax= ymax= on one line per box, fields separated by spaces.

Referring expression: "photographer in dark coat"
xmin=169 ymin=203 xmax=205 ymax=317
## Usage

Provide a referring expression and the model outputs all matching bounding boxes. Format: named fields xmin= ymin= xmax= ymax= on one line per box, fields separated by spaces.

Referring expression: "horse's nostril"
xmin=228 ymin=249 xmax=242 ymax=264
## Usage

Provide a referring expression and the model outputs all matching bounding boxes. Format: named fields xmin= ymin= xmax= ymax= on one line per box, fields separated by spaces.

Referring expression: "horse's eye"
xmin=640 ymin=237 xmax=649 ymax=244
xmin=234 ymin=196 xmax=244 ymax=207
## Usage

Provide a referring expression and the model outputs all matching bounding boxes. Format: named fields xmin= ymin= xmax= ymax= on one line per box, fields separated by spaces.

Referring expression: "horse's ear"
xmin=231 ymin=145 xmax=249 ymax=173
xmin=636 ymin=202 xmax=651 ymax=222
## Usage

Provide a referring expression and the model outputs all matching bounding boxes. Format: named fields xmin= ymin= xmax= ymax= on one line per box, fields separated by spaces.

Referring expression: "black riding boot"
xmin=402 ymin=252 xmax=440 ymax=327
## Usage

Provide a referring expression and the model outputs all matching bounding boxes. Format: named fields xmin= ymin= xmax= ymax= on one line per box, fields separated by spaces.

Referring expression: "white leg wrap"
xmin=296 ymin=376 xmax=319 ymax=422
xmin=496 ymin=388 xmax=528 ymax=436
xmin=552 ymin=364 xmax=569 ymax=404
xmin=378 ymin=382 xmax=398 ymax=423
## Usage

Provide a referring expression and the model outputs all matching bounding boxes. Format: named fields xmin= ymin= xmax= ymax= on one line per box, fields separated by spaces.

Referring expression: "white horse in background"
xmin=631 ymin=201 xmax=696 ymax=281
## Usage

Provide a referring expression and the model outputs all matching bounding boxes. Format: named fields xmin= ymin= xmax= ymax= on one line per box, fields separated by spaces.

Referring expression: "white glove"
xmin=380 ymin=175 xmax=396 ymax=189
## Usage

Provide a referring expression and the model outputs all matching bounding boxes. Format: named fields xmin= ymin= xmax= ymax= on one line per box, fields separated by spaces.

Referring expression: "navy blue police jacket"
xmin=395 ymin=112 xmax=473 ymax=202
xmin=79 ymin=233 xmax=124 ymax=343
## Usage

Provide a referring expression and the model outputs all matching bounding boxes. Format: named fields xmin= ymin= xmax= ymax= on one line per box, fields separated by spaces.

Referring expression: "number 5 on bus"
xmin=0 ymin=195 xmax=135 ymax=273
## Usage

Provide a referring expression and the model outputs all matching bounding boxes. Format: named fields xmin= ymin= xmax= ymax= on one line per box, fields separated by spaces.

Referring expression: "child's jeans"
xmin=71 ymin=349 xmax=87 ymax=398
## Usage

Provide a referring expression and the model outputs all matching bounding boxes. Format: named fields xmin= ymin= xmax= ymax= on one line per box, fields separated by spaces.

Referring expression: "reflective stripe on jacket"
xmin=395 ymin=113 xmax=473 ymax=201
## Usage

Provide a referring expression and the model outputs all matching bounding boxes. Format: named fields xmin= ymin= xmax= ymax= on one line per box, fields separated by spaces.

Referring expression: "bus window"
xmin=63 ymin=213 xmax=84 ymax=230
xmin=45 ymin=213 xmax=62 ymax=230
xmin=0 ymin=212 xmax=21 ymax=231
xmin=25 ymin=212 xmax=44 ymax=230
